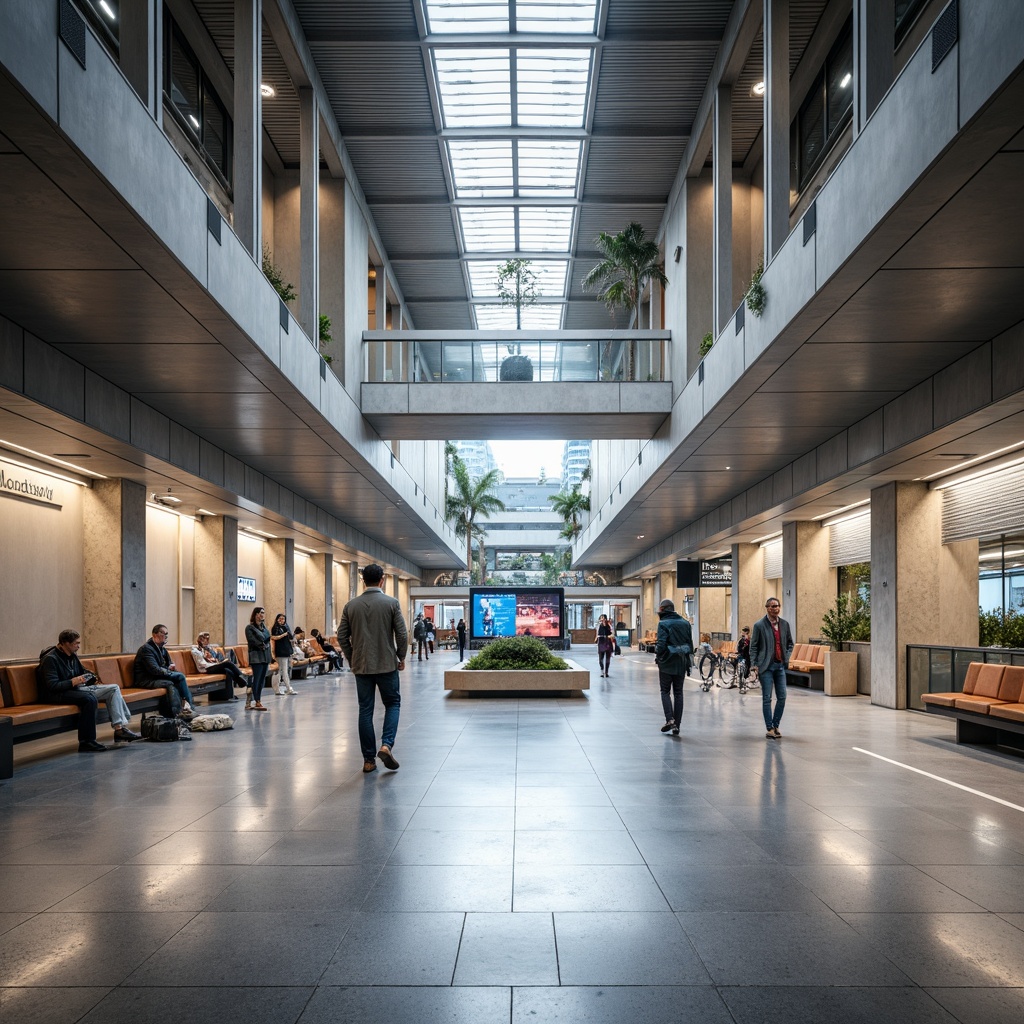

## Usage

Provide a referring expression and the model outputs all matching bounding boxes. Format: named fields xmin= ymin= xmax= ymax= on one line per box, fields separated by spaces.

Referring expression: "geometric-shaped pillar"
xmin=319 ymin=177 xmax=346 ymax=377
xmin=83 ymin=478 xmax=146 ymax=653
xmin=641 ymin=577 xmax=658 ymax=636
xmin=195 ymin=514 xmax=238 ymax=646
xmin=696 ymin=584 xmax=730 ymax=638
xmin=731 ymin=541 xmax=765 ymax=636
xmin=782 ymin=520 xmax=835 ymax=646
xmin=306 ymin=552 xmax=333 ymax=634
xmin=870 ymin=482 xmax=978 ymax=709
xmin=298 ymin=86 xmax=320 ymax=340
xmin=265 ymin=538 xmax=295 ymax=621
xmin=854 ymin=0 xmax=895 ymax=136
xmin=659 ymin=570 xmax=679 ymax=618
xmin=233 ymin=0 xmax=262 ymax=258
xmin=713 ymin=83 xmax=733 ymax=334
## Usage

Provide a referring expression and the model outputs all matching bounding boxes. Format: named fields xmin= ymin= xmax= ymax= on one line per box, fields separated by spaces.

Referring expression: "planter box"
xmin=825 ymin=650 xmax=858 ymax=696
xmin=444 ymin=658 xmax=590 ymax=692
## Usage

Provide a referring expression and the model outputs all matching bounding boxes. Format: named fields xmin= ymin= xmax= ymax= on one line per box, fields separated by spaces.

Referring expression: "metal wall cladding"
xmin=829 ymin=513 xmax=871 ymax=567
xmin=370 ymin=205 xmax=460 ymax=260
xmin=603 ymin=0 xmax=734 ymax=41
xmin=763 ymin=538 xmax=783 ymax=580
xmin=582 ymin=138 xmax=686 ymax=203
xmin=942 ymin=466 xmax=1024 ymax=543
xmin=347 ymin=139 xmax=448 ymax=200
xmin=293 ymin=0 xmax=420 ymax=41
xmin=389 ymin=261 xmax=467 ymax=302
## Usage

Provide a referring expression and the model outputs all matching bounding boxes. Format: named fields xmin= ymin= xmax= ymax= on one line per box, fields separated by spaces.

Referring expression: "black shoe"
xmin=114 ymin=727 xmax=142 ymax=742
xmin=672 ymin=725 xmax=680 ymax=735
xmin=79 ymin=740 xmax=108 ymax=753
xmin=660 ymin=719 xmax=675 ymax=733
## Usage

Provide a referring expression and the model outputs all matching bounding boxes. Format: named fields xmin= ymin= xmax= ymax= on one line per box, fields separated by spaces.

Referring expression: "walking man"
xmin=337 ymin=564 xmax=408 ymax=773
xmin=749 ymin=597 xmax=794 ymax=739
xmin=653 ymin=599 xmax=692 ymax=735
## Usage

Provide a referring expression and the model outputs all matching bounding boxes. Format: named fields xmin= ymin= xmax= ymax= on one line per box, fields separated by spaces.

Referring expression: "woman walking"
xmin=456 ymin=618 xmax=467 ymax=661
xmin=597 ymin=613 xmax=614 ymax=677
xmin=246 ymin=606 xmax=271 ymax=710
xmin=271 ymin=613 xmax=299 ymax=695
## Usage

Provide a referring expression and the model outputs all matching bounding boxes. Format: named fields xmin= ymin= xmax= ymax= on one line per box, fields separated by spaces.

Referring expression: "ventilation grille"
xmin=763 ymin=539 xmax=782 ymax=580
xmin=829 ymin=513 xmax=871 ymax=567
xmin=932 ymin=0 xmax=958 ymax=72
xmin=942 ymin=463 xmax=1024 ymax=542
xmin=59 ymin=0 xmax=87 ymax=69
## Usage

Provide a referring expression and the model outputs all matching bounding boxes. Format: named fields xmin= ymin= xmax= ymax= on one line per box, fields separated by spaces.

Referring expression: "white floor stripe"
xmin=853 ymin=747 xmax=1024 ymax=813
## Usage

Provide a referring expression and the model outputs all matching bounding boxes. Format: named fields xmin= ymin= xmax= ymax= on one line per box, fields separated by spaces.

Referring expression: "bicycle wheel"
xmin=698 ymin=652 xmax=716 ymax=683
xmin=718 ymin=656 xmax=737 ymax=686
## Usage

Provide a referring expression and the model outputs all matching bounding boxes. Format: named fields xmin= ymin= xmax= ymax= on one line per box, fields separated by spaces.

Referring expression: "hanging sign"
xmin=0 ymin=458 xmax=64 ymax=508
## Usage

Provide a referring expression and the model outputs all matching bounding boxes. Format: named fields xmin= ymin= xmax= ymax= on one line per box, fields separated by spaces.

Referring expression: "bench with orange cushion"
xmin=922 ymin=662 xmax=1024 ymax=750
xmin=785 ymin=643 xmax=827 ymax=691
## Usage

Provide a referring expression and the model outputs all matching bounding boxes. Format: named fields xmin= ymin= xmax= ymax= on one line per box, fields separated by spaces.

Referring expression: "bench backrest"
xmin=232 ymin=645 xmax=250 ymax=668
xmin=962 ymin=661 xmax=982 ymax=695
xmin=812 ymin=645 xmax=827 ymax=665
xmin=973 ymin=664 xmax=1006 ymax=699
xmin=997 ymin=665 xmax=1024 ymax=703
xmin=6 ymin=663 xmax=40 ymax=705
xmin=90 ymin=656 xmax=123 ymax=688
xmin=117 ymin=655 xmax=136 ymax=689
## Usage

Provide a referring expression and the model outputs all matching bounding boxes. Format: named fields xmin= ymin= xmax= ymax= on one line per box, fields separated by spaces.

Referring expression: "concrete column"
xmin=731 ymin=542 xmax=765 ymax=635
xmin=641 ymin=578 xmax=658 ymax=636
xmin=782 ymin=520 xmax=835 ymax=644
xmin=83 ymin=479 xmax=146 ymax=653
xmin=120 ymin=0 xmax=158 ymax=114
xmin=319 ymin=177 xmax=346 ymax=378
xmin=870 ymin=482 xmax=978 ymax=709
xmin=299 ymin=87 xmax=320 ymax=340
xmin=375 ymin=263 xmax=387 ymax=330
xmin=233 ymin=0 xmax=263 ymax=258
xmin=397 ymin=577 xmax=410 ymax=623
xmin=698 ymin=587 xmax=730 ymax=637
xmin=305 ymin=553 xmax=333 ymax=635
xmin=713 ymin=84 xmax=733 ymax=334
xmin=195 ymin=515 xmax=239 ymax=645
xmin=265 ymin=538 xmax=295 ymax=621
xmin=349 ymin=561 xmax=360 ymax=601
xmin=854 ymin=0 xmax=894 ymax=136
xmin=764 ymin=0 xmax=790 ymax=259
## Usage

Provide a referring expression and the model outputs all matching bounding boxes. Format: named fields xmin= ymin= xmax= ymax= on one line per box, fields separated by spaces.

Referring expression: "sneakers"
xmin=772 ymin=727 xmax=782 ymax=738
xmin=245 ymin=701 xmax=253 ymax=711
xmin=285 ymin=688 xmax=298 ymax=695
xmin=672 ymin=725 xmax=680 ymax=736
xmin=253 ymin=702 xmax=268 ymax=711
xmin=114 ymin=727 xmax=141 ymax=743
xmin=363 ymin=760 xmax=377 ymax=773
xmin=79 ymin=740 xmax=108 ymax=753
xmin=178 ymin=704 xmax=195 ymax=719
xmin=660 ymin=719 xmax=675 ymax=733
xmin=766 ymin=727 xmax=781 ymax=739
xmin=377 ymin=745 xmax=400 ymax=770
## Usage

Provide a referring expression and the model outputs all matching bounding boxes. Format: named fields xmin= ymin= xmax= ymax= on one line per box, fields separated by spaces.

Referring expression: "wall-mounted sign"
xmin=237 ymin=576 xmax=257 ymax=602
xmin=677 ymin=560 xmax=732 ymax=588
xmin=0 ymin=458 xmax=63 ymax=509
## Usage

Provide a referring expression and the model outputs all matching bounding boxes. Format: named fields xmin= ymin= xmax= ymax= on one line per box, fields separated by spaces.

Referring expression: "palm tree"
xmin=550 ymin=485 xmax=591 ymax=542
xmin=445 ymin=460 xmax=505 ymax=573
xmin=581 ymin=222 xmax=668 ymax=378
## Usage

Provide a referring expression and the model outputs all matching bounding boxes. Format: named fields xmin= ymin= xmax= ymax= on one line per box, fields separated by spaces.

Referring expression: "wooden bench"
xmin=786 ymin=643 xmax=827 ymax=690
xmin=922 ymin=662 xmax=1024 ymax=751
xmin=637 ymin=631 xmax=658 ymax=653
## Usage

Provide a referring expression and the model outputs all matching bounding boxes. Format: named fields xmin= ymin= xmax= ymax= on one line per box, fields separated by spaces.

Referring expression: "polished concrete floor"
xmin=2 ymin=649 xmax=1024 ymax=1023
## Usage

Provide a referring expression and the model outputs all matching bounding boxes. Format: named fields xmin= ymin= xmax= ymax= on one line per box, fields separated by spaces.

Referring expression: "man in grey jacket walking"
xmin=749 ymin=597 xmax=795 ymax=739
xmin=338 ymin=563 xmax=408 ymax=773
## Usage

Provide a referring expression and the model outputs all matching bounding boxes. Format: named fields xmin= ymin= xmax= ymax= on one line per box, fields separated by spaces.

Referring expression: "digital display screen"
xmin=237 ymin=576 xmax=257 ymax=602
xmin=469 ymin=586 xmax=564 ymax=639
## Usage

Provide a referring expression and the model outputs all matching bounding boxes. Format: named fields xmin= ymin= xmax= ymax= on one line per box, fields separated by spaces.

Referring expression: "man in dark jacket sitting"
xmin=654 ymin=599 xmax=693 ymax=736
xmin=39 ymin=629 xmax=141 ymax=752
xmin=134 ymin=624 xmax=194 ymax=718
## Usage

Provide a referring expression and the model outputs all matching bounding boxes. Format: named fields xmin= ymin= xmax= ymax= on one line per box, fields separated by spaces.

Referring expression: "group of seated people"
xmin=36 ymin=620 xmax=343 ymax=753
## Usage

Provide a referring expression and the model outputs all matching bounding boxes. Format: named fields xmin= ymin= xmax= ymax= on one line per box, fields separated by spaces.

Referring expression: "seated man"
xmin=134 ymin=623 xmax=195 ymax=718
xmin=290 ymin=627 xmax=313 ymax=677
xmin=190 ymin=632 xmax=244 ymax=701
xmin=38 ymin=629 xmax=141 ymax=752
xmin=311 ymin=629 xmax=343 ymax=672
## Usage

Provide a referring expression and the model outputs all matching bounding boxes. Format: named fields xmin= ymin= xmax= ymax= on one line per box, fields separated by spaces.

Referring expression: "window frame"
xmin=162 ymin=11 xmax=233 ymax=191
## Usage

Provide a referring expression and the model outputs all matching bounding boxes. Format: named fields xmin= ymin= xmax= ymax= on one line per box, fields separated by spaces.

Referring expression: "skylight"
xmin=467 ymin=259 xmax=568 ymax=298
xmin=459 ymin=208 xmax=516 ymax=251
xmin=425 ymin=0 xmax=509 ymax=35
xmin=517 ymin=50 xmax=591 ymax=127
xmin=515 ymin=1 xmax=599 ymax=34
xmin=517 ymin=140 xmax=581 ymax=195
xmin=458 ymin=207 xmax=573 ymax=253
xmin=434 ymin=50 xmax=511 ymax=128
xmin=518 ymin=207 xmax=574 ymax=251
xmin=448 ymin=140 xmax=514 ymax=198
xmin=474 ymin=304 xmax=565 ymax=330
xmin=425 ymin=1 xmax=598 ymax=36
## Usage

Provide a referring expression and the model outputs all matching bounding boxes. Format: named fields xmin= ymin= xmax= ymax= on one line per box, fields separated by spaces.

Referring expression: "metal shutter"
xmin=829 ymin=513 xmax=871 ymax=566
xmin=762 ymin=538 xmax=782 ymax=580
xmin=942 ymin=465 xmax=1024 ymax=542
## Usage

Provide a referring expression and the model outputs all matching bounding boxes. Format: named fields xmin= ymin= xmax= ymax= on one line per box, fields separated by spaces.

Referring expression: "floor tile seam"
xmin=107 ymin=909 xmax=203 ymax=987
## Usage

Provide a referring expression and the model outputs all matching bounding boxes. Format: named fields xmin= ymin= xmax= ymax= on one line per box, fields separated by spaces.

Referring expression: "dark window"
xmin=163 ymin=13 xmax=232 ymax=187
xmin=895 ymin=0 xmax=929 ymax=44
xmin=792 ymin=17 xmax=854 ymax=193
xmin=74 ymin=0 xmax=120 ymax=50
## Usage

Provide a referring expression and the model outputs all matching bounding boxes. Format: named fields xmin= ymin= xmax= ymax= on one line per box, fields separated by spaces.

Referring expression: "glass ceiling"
xmin=424 ymin=0 xmax=599 ymax=329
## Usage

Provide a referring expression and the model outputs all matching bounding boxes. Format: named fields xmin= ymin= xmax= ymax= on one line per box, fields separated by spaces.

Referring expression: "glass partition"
xmin=907 ymin=644 xmax=1024 ymax=710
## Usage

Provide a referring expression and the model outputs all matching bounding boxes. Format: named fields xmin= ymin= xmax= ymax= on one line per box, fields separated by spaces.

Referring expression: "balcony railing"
xmin=363 ymin=330 xmax=670 ymax=384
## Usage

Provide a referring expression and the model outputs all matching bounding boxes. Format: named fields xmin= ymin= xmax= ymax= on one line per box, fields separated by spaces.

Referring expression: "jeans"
xmin=250 ymin=662 xmax=268 ymax=702
xmin=355 ymin=671 xmax=401 ymax=761
xmin=659 ymin=672 xmax=684 ymax=724
xmin=81 ymin=683 xmax=131 ymax=728
xmin=276 ymin=656 xmax=291 ymax=692
xmin=760 ymin=662 xmax=787 ymax=730
xmin=166 ymin=672 xmax=194 ymax=709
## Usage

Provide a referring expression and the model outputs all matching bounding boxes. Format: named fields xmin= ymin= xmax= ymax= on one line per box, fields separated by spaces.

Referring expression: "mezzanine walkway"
xmin=1 ymin=651 xmax=1023 ymax=1023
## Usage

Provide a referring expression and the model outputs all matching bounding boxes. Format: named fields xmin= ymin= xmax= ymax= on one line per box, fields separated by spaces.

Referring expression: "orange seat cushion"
xmin=2 ymin=703 xmax=77 ymax=724
xmin=961 ymin=662 xmax=982 ymax=695
xmin=971 ymin=664 xmax=1006 ymax=699
xmin=922 ymin=693 xmax=959 ymax=707
xmin=989 ymin=703 xmax=1024 ymax=723
xmin=996 ymin=665 xmax=1024 ymax=704
xmin=6 ymin=664 xmax=40 ymax=705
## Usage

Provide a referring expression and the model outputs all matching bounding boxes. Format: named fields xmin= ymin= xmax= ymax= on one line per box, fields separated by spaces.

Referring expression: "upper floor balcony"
xmin=361 ymin=331 xmax=673 ymax=439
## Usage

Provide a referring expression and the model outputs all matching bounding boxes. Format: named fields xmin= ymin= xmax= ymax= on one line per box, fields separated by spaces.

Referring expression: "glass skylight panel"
xmin=517 ymin=140 xmax=581 ymax=196
xmin=425 ymin=0 xmax=509 ymax=34
xmin=473 ymin=305 xmax=522 ymax=329
xmin=516 ymin=50 xmax=590 ymax=127
xmin=459 ymin=208 xmax=516 ymax=251
xmin=515 ymin=1 xmax=598 ymax=34
xmin=467 ymin=259 xmax=567 ymax=297
xmin=434 ymin=50 xmax=511 ymax=127
xmin=518 ymin=207 xmax=573 ymax=251
xmin=448 ymin=140 xmax=513 ymax=197
xmin=473 ymin=304 xmax=565 ymax=330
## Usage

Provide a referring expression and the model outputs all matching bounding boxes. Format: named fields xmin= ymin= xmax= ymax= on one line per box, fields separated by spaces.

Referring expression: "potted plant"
xmin=820 ymin=593 xmax=864 ymax=696
xmin=499 ymin=353 xmax=534 ymax=381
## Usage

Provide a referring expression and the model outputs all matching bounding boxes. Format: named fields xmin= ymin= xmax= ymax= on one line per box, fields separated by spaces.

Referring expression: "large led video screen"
xmin=469 ymin=586 xmax=564 ymax=640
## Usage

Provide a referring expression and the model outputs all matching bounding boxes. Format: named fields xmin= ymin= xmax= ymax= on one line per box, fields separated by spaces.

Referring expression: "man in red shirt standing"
xmin=749 ymin=597 xmax=794 ymax=739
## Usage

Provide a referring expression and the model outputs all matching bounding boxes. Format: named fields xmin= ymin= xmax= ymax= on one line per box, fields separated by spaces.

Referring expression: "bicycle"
xmin=696 ymin=643 xmax=737 ymax=690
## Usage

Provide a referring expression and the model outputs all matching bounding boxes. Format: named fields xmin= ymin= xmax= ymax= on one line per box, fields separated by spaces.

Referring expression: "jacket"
xmin=654 ymin=611 xmax=693 ymax=676
xmin=37 ymin=646 xmax=87 ymax=701
xmin=133 ymin=638 xmax=175 ymax=687
xmin=191 ymin=644 xmax=225 ymax=672
xmin=337 ymin=587 xmax=408 ymax=675
xmin=271 ymin=622 xmax=294 ymax=657
xmin=246 ymin=623 xmax=272 ymax=664
xmin=749 ymin=614 xmax=794 ymax=674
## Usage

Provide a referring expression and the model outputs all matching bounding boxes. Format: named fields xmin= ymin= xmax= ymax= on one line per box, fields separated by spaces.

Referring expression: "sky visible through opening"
xmin=490 ymin=439 xmax=566 ymax=479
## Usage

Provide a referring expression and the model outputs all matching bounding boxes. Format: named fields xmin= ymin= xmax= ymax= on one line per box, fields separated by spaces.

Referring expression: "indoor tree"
xmin=445 ymin=460 xmax=505 ymax=574
xmin=581 ymin=221 xmax=668 ymax=378
xmin=496 ymin=257 xmax=538 ymax=330
xmin=550 ymin=484 xmax=591 ymax=541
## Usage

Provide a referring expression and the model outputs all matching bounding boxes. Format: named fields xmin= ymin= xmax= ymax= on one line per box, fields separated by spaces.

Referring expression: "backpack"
xmin=414 ymin=620 xmax=427 ymax=641
xmin=668 ymin=643 xmax=692 ymax=657
xmin=141 ymin=713 xmax=183 ymax=742
xmin=189 ymin=713 xmax=234 ymax=732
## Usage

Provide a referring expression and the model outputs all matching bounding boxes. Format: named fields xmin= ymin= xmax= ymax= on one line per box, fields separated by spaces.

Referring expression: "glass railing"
xmin=363 ymin=331 xmax=670 ymax=383
xmin=429 ymin=570 xmax=619 ymax=587
xmin=906 ymin=644 xmax=1024 ymax=710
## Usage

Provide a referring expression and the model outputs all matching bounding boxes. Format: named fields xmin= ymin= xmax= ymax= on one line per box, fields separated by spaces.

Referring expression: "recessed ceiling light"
xmin=840 ymin=73 xmax=852 ymax=88
xmin=0 ymin=440 xmax=107 ymax=478
xmin=636 ymin=535 xmax=645 ymax=539
xmin=751 ymin=80 xmax=766 ymax=97
xmin=197 ymin=508 xmax=218 ymax=517
xmin=188 ymin=113 xmax=200 ymax=129
xmin=99 ymin=0 xmax=116 ymax=20
xmin=260 ymin=83 xmax=275 ymax=98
